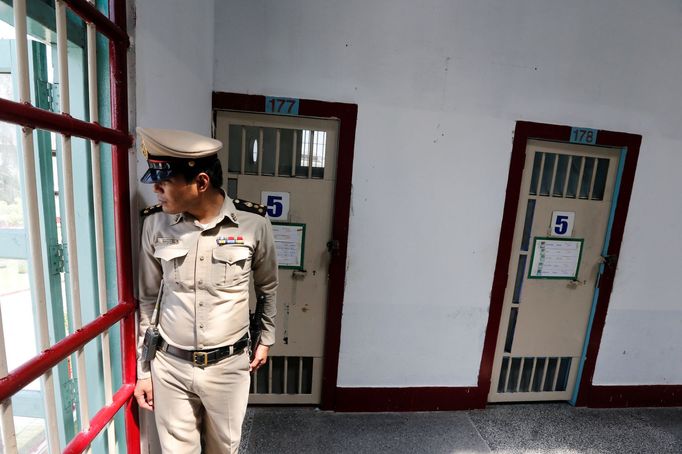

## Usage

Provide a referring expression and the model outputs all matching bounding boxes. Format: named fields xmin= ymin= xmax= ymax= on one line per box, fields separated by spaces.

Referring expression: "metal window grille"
xmin=0 ymin=1 xmax=137 ymax=453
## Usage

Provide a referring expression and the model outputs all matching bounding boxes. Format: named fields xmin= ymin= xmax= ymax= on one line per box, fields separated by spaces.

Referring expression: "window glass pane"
xmin=512 ymin=255 xmax=527 ymax=304
xmin=0 ymin=58 xmax=15 ymax=102
xmin=519 ymin=358 xmax=534 ymax=392
xmin=591 ymin=158 xmax=610 ymax=200
xmin=539 ymin=153 xmax=555 ymax=196
xmin=65 ymin=10 xmax=89 ymax=123
xmin=553 ymin=154 xmax=569 ymax=197
xmin=0 ymin=121 xmax=23 ymax=228
xmin=497 ymin=357 xmax=509 ymax=393
xmin=278 ymin=129 xmax=294 ymax=176
xmin=227 ymin=125 xmax=242 ymax=173
xmin=579 ymin=157 xmax=595 ymax=199
xmin=520 ymin=199 xmax=536 ymax=252
xmin=565 ymin=156 xmax=582 ymax=198
xmin=244 ymin=126 xmax=259 ymax=175
xmin=261 ymin=128 xmax=276 ymax=176
xmin=504 ymin=308 xmax=518 ymax=353
xmin=507 ymin=357 xmax=522 ymax=392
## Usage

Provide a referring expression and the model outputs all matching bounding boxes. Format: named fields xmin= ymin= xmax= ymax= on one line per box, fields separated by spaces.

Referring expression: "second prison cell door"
xmin=215 ymin=111 xmax=338 ymax=404
xmin=489 ymin=139 xmax=620 ymax=402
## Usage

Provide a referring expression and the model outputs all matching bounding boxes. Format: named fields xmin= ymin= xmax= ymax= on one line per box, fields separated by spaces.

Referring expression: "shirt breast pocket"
xmin=212 ymin=246 xmax=251 ymax=288
xmin=153 ymin=246 xmax=190 ymax=286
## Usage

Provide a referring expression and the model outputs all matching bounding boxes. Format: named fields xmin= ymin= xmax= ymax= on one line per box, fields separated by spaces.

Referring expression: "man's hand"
xmin=249 ymin=344 xmax=270 ymax=372
xmin=134 ymin=378 xmax=154 ymax=411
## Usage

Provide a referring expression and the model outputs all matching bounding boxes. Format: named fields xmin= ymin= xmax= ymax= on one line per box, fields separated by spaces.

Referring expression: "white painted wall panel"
xmin=134 ymin=0 xmax=215 ymax=205
xmin=204 ymin=0 xmax=682 ymax=387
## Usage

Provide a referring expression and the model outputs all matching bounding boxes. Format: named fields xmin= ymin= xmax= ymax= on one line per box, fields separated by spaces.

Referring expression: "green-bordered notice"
xmin=528 ymin=237 xmax=584 ymax=280
xmin=272 ymin=223 xmax=305 ymax=269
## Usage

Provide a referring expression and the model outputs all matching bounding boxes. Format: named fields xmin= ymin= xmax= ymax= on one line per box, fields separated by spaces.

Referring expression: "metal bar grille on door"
xmin=250 ymin=356 xmax=314 ymax=395
xmin=529 ymin=152 xmax=609 ymax=200
xmin=497 ymin=356 xmax=573 ymax=393
xmin=227 ymin=125 xmax=327 ymax=179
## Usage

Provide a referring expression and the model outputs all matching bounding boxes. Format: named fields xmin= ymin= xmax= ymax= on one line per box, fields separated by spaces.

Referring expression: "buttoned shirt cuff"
xmin=137 ymin=362 xmax=151 ymax=380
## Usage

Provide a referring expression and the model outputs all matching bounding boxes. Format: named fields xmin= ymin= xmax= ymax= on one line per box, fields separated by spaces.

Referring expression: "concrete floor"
xmin=240 ymin=404 xmax=682 ymax=453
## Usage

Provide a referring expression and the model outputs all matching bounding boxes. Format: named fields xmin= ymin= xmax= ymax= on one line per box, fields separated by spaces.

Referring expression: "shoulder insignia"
xmin=233 ymin=198 xmax=267 ymax=217
xmin=140 ymin=204 xmax=162 ymax=218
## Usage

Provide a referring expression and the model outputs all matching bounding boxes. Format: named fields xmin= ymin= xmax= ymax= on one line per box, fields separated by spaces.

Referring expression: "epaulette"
xmin=233 ymin=198 xmax=267 ymax=216
xmin=140 ymin=204 xmax=162 ymax=218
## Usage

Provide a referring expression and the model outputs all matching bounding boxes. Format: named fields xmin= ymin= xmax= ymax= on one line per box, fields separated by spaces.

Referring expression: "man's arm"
xmin=250 ymin=218 xmax=278 ymax=370
xmin=135 ymin=216 xmax=162 ymax=409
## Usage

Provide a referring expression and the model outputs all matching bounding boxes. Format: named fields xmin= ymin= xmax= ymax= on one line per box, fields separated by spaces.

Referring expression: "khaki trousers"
xmin=151 ymin=347 xmax=251 ymax=453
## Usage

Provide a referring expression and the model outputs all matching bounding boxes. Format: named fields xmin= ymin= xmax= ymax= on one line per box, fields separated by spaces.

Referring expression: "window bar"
xmin=298 ymin=357 xmax=303 ymax=393
xmin=257 ymin=128 xmax=264 ymax=176
xmin=537 ymin=153 xmax=546 ymax=195
xmin=240 ymin=126 xmax=246 ymax=175
xmin=307 ymin=132 xmax=313 ymax=179
xmin=274 ymin=129 xmax=281 ymax=177
xmin=502 ymin=356 xmax=512 ymax=393
xmin=86 ymin=5 xmax=116 ymax=453
xmin=13 ymin=1 xmax=62 ymax=451
xmin=57 ymin=0 xmax=91 ymax=440
xmin=283 ymin=355 xmax=289 ymax=394
xmin=562 ymin=157 xmax=571 ymax=196
xmin=539 ymin=358 xmax=549 ymax=392
xmin=0 ymin=307 xmax=18 ymax=453
xmin=551 ymin=358 xmax=561 ymax=391
xmin=291 ymin=131 xmax=297 ymax=176
xmin=576 ymin=156 xmax=586 ymax=198
xmin=268 ymin=359 xmax=273 ymax=394
xmin=529 ymin=358 xmax=537 ymax=391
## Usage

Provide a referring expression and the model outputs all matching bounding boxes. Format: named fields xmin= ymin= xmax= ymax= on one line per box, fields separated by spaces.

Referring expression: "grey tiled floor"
xmin=240 ymin=404 xmax=682 ymax=453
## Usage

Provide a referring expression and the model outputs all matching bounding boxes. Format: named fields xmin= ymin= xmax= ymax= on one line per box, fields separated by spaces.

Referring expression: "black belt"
xmin=158 ymin=334 xmax=249 ymax=367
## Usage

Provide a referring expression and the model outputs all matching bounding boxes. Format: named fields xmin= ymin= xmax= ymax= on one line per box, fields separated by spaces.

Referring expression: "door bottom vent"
xmin=250 ymin=356 xmax=313 ymax=395
xmin=497 ymin=356 xmax=572 ymax=393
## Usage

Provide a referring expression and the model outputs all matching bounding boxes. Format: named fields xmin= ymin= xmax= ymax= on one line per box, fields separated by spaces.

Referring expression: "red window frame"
xmin=0 ymin=1 xmax=139 ymax=452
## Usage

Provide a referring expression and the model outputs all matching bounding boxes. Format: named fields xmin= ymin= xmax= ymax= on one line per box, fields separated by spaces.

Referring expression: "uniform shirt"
xmin=137 ymin=195 xmax=278 ymax=379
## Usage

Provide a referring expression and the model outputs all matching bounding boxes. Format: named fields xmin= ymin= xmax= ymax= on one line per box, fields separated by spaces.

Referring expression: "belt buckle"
xmin=192 ymin=351 xmax=209 ymax=366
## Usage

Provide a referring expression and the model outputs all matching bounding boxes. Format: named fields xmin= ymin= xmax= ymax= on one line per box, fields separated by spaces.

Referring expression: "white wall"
xmin=133 ymin=0 xmax=215 ymax=205
xmin=209 ymin=0 xmax=682 ymax=387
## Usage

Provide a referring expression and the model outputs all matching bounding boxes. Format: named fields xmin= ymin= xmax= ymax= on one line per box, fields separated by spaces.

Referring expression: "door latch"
xmin=600 ymin=254 xmax=618 ymax=269
xmin=326 ymin=239 xmax=340 ymax=256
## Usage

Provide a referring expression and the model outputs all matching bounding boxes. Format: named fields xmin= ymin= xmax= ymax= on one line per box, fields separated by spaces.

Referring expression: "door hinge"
xmin=49 ymin=243 xmax=67 ymax=274
xmin=38 ymin=80 xmax=60 ymax=112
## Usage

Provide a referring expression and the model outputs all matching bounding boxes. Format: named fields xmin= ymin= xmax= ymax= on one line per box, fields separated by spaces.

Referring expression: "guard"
xmin=133 ymin=127 xmax=278 ymax=453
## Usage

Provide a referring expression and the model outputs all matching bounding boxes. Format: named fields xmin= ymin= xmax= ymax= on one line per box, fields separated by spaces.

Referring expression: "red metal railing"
xmin=0 ymin=0 xmax=139 ymax=452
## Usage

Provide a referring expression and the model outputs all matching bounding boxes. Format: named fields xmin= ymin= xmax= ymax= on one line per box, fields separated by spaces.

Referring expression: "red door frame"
xmin=212 ymin=92 xmax=358 ymax=410
xmin=477 ymin=120 xmax=641 ymax=406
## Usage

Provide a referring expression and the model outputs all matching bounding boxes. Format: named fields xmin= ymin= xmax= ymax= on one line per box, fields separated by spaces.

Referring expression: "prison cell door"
xmin=489 ymin=139 xmax=620 ymax=402
xmin=215 ymin=111 xmax=338 ymax=404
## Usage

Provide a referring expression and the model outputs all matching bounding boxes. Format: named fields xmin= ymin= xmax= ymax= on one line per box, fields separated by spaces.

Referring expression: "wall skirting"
xmin=334 ymin=387 xmax=485 ymax=412
xmin=585 ymin=385 xmax=682 ymax=408
xmin=332 ymin=385 xmax=682 ymax=411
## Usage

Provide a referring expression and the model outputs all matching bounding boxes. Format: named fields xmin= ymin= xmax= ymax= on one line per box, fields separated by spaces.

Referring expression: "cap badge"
xmin=141 ymin=141 xmax=149 ymax=159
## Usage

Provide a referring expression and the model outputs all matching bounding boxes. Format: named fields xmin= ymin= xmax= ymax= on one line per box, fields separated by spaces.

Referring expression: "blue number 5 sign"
xmin=550 ymin=211 xmax=574 ymax=237
xmin=261 ymin=192 xmax=290 ymax=220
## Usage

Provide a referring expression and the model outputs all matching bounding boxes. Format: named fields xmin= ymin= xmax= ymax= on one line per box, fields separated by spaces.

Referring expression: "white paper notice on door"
xmin=528 ymin=237 xmax=584 ymax=279
xmin=272 ymin=223 xmax=305 ymax=269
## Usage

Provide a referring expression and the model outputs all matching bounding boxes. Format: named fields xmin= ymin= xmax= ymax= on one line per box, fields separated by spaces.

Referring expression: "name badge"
xmin=157 ymin=237 xmax=179 ymax=245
